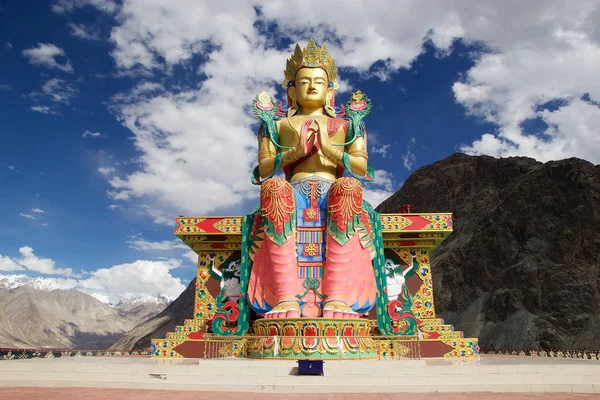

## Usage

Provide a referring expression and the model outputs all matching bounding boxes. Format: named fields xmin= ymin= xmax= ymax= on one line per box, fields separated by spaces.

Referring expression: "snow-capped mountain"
xmin=0 ymin=274 xmax=173 ymax=349
xmin=115 ymin=294 xmax=174 ymax=323
xmin=111 ymin=293 xmax=175 ymax=307
xmin=0 ymin=274 xmax=174 ymax=307
xmin=0 ymin=274 xmax=77 ymax=292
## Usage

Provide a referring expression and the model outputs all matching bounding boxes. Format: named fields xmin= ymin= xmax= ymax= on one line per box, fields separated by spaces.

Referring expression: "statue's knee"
xmin=261 ymin=177 xmax=290 ymax=193
xmin=330 ymin=177 xmax=363 ymax=196
xmin=328 ymin=177 xmax=363 ymax=213
xmin=260 ymin=178 xmax=294 ymax=208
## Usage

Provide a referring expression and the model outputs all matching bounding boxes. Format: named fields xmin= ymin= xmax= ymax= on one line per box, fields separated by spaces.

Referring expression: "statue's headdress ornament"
xmin=282 ymin=38 xmax=339 ymax=90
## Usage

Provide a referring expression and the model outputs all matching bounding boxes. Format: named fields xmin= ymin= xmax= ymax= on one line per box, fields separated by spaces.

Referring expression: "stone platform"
xmin=1 ymin=356 xmax=600 ymax=393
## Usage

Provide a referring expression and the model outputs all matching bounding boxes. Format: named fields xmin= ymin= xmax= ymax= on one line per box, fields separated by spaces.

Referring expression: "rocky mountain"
xmin=114 ymin=295 xmax=172 ymax=323
xmin=110 ymin=278 xmax=196 ymax=351
xmin=115 ymin=153 xmax=600 ymax=352
xmin=0 ymin=276 xmax=172 ymax=349
xmin=377 ymin=153 xmax=600 ymax=351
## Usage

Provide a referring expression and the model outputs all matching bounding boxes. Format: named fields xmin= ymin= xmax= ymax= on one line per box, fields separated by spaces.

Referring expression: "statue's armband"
xmin=251 ymin=152 xmax=283 ymax=185
xmin=251 ymin=91 xmax=283 ymax=144
xmin=341 ymin=90 xmax=375 ymax=181
xmin=250 ymin=91 xmax=287 ymax=185
xmin=342 ymin=152 xmax=375 ymax=182
xmin=344 ymin=90 xmax=372 ymax=144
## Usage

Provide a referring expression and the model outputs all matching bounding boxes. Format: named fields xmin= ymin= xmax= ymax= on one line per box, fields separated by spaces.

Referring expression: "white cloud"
xmin=402 ymin=152 xmax=416 ymax=170
xmin=446 ymin=3 xmax=600 ymax=162
xmin=127 ymin=238 xmax=187 ymax=251
xmin=31 ymin=106 xmax=56 ymax=115
xmin=373 ymin=169 xmax=394 ymax=192
xmin=93 ymin=0 xmax=436 ymax=222
xmin=136 ymin=205 xmax=174 ymax=226
xmin=0 ymin=256 xmax=24 ymax=272
xmin=183 ymin=250 xmax=198 ymax=264
xmin=73 ymin=0 xmax=600 ymax=224
xmin=27 ymin=79 xmax=77 ymax=113
xmin=40 ymin=78 xmax=77 ymax=103
xmin=363 ymin=189 xmax=395 ymax=209
xmin=77 ymin=259 xmax=185 ymax=303
xmin=68 ymin=23 xmax=101 ymax=40
xmin=127 ymin=237 xmax=196 ymax=269
xmin=0 ymin=84 xmax=11 ymax=91
xmin=19 ymin=209 xmax=45 ymax=221
xmin=112 ymin=81 xmax=164 ymax=102
xmin=5 ymin=42 xmax=12 ymax=50
xmin=0 ymin=248 xmax=186 ymax=303
xmin=98 ymin=166 xmax=116 ymax=175
xmin=7 ymin=165 xmax=16 ymax=171
xmin=372 ymin=143 xmax=391 ymax=158
xmin=363 ymin=169 xmax=396 ymax=207
xmin=336 ymin=77 xmax=353 ymax=94
xmin=107 ymin=204 xmax=121 ymax=210
xmin=261 ymin=1 xmax=600 ymax=163
xmin=16 ymin=246 xmax=74 ymax=276
xmin=402 ymin=137 xmax=417 ymax=170
xmin=82 ymin=130 xmax=101 ymax=138
xmin=93 ymin=2 xmax=308 ymax=223
xmin=52 ymin=0 xmax=118 ymax=14
xmin=22 ymin=43 xmax=73 ymax=73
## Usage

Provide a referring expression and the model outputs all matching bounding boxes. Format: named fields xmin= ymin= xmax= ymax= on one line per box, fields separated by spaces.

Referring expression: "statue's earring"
xmin=324 ymin=88 xmax=336 ymax=117
xmin=325 ymin=104 xmax=335 ymax=118
xmin=287 ymin=86 xmax=298 ymax=117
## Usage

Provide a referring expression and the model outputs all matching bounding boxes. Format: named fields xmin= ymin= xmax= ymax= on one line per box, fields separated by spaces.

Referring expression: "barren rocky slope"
xmin=0 ymin=284 xmax=170 ymax=349
xmin=109 ymin=279 xmax=196 ymax=351
xmin=377 ymin=153 xmax=600 ymax=351
xmin=114 ymin=296 xmax=171 ymax=324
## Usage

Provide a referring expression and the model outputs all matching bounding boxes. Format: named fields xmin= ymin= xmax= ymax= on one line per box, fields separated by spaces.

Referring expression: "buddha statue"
xmin=244 ymin=39 xmax=382 ymax=320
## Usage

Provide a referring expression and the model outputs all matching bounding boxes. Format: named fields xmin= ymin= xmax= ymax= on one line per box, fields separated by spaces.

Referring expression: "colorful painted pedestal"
xmin=150 ymin=213 xmax=479 ymax=359
xmin=248 ymin=318 xmax=378 ymax=360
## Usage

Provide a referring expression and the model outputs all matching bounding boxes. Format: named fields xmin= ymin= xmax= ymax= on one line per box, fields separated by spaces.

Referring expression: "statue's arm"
xmin=345 ymin=135 xmax=368 ymax=176
xmin=257 ymin=133 xmax=277 ymax=178
xmin=257 ymin=127 xmax=303 ymax=179
xmin=322 ymin=131 xmax=368 ymax=177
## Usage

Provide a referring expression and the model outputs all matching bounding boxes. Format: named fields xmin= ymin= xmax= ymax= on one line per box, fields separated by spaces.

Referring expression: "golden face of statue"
xmin=293 ymin=67 xmax=332 ymax=110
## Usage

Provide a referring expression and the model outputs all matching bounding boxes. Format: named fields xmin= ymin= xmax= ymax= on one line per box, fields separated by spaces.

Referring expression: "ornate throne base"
xmin=248 ymin=318 xmax=377 ymax=359
xmin=150 ymin=213 xmax=480 ymax=359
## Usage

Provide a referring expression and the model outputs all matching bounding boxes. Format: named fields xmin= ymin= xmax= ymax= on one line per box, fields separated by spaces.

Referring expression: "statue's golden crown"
xmin=282 ymin=38 xmax=339 ymax=90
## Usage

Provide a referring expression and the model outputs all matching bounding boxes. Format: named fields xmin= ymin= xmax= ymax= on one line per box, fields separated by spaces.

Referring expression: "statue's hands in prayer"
xmin=289 ymin=119 xmax=321 ymax=162
xmin=290 ymin=129 xmax=311 ymax=161
xmin=316 ymin=121 xmax=334 ymax=159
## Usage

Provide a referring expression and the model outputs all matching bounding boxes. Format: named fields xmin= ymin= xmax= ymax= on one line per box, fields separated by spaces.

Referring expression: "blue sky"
xmin=1 ymin=1 xmax=599 ymax=302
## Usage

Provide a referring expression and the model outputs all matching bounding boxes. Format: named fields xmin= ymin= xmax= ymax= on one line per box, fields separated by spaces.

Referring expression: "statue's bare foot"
xmin=265 ymin=301 xmax=300 ymax=319
xmin=323 ymin=301 xmax=358 ymax=319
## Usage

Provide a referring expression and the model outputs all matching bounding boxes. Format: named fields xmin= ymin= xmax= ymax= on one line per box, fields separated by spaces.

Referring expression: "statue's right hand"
xmin=290 ymin=128 xmax=311 ymax=162
xmin=291 ymin=135 xmax=310 ymax=160
xmin=288 ymin=118 xmax=320 ymax=163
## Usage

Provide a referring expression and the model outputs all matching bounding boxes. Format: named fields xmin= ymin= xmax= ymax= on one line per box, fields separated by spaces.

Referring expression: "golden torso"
xmin=257 ymin=67 xmax=368 ymax=181
xmin=276 ymin=115 xmax=345 ymax=182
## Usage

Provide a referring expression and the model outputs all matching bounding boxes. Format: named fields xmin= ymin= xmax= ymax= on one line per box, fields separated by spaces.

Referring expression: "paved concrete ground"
xmin=3 ymin=356 xmax=600 ymax=394
xmin=1 ymin=388 xmax=600 ymax=399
